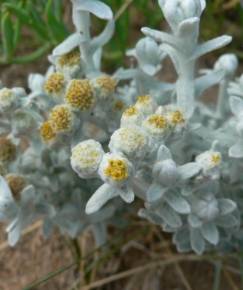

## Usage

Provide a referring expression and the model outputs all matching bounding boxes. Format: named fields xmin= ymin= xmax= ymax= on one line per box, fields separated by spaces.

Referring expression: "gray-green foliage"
xmin=0 ymin=0 xmax=242 ymax=256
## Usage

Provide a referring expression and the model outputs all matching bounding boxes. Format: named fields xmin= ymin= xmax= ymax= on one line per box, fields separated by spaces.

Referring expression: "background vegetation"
xmin=0 ymin=0 xmax=243 ymax=67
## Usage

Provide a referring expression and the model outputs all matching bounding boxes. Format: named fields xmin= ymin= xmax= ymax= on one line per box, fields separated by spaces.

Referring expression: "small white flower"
xmin=98 ymin=153 xmax=134 ymax=186
xmin=142 ymin=113 xmax=169 ymax=140
xmin=85 ymin=153 xmax=135 ymax=214
xmin=120 ymin=106 xmax=144 ymax=127
xmin=109 ymin=126 xmax=149 ymax=160
xmin=0 ymin=88 xmax=16 ymax=110
xmin=91 ymin=75 xmax=117 ymax=100
xmin=71 ymin=140 xmax=104 ymax=178
xmin=134 ymin=95 xmax=157 ymax=116
xmin=196 ymin=151 xmax=221 ymax=176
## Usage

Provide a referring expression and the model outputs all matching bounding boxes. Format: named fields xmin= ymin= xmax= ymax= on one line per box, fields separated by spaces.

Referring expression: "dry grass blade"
xmin=0 ymin=220 xmax=42 ymax=252
xmin=223 ymin=269 xmax=239 ymax=290
xmin=115 ymin=0 xmax=135 ymax=21
xmin=223 ymin=0 xmax=239 ymax=10
xmin=80 ymin=255 xmax=209 ymax=290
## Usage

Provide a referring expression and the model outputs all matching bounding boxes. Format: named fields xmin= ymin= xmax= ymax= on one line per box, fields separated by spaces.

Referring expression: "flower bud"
xmin=109 ymin=126 xmax=148 ymax=160
xmin=91 ymin=75 xmax=117 ymax=100
xmin=214 ymin=54 xmax=238 ymax=78
xmin=159 ymin=0 xmax=205 ymax=32
xmin=196 ymin=151 xmax=221 ymax=176
xmin=71 ymin=140 xmax=104 ymax=178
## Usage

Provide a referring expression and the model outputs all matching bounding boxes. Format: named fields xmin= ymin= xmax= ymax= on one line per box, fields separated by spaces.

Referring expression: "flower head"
xmin=92 ymin=75 xmax=117 ymax=99
xmin=0 ymin=138 xmax=16 ymax=163
xmin=44 ymin=72 xmax=65 ymax=97
xmin=58 ymin=48 xmax=81 ymax=68
xmin=121 ymin=106 xmax=144 ymax=127
xmin=40 ymin=121 xmax=57 ymax=143
xmin=134 ymin=95 xmax=156 ymax=116
xmin=0 ymin=88 xmax=16 ymax=110
xmin=196 ymin=151 xmax=221 ymax=176
xmin=98 ymin=153 xmax=133 ymax=186
xmin=6 ymin=174 xmax=26 ymax=201
xmin=65 ymin=79 xmax=95 ymax=111
xmin=71 ymin=140 xmax=104 ymax=178
xmin=142 ymin=114 xmax=169 ymax=139
xmin=49 ymin=105 xmax=73 ymax=132
xmin=109 ymin=126 xmax=148 ymax=160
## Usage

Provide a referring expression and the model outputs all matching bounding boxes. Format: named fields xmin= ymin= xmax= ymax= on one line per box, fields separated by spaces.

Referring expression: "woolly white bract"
xmin=0 ymin=0 xmax=242 ymax=255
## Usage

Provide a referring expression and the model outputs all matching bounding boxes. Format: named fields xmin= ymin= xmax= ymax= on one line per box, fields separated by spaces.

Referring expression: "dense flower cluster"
xmin=0 ymin=0 xmax=242 ymax=255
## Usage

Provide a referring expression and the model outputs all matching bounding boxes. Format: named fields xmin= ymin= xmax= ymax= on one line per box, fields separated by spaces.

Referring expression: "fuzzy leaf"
xmin=52 ymin=33 xmax=84 ymax=56
xmin=218 ymin=199 xmax=237 ymax=215
xmin=190 ymin=228 xmax=205 ymax=255
xmin=85 ymin=184 xmax=117 ymax=214
xmin=229 ymin=95 xmax=243 ymax=117
xmin=146 ymin=183 xmax=166 ymax=202
xmin=157 ymin=204 xmax=182 ymax=228
xmin=164 ymin=191 xmax=191 ymax=214
xmin=177 ymin=162 xmax=201 ymax=180
xmin=75 ymin=0 xmax=113 ymax=20
xmin=229 ymin=141 xmax=243 ymax=158
xmin=201 ymin=223 xmax=219 ymax=245
xmin=157 ymin=145 xmax=172 ymax=161
xmin=191 ymin=35 xmax=232 ymax=60
xmin=119 ymin=187 xmax=135 ymax=203
xmin=216 ymin=215 xmax=239 ymax=228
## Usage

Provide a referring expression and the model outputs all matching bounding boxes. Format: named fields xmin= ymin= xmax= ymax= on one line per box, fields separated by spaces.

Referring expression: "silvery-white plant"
xmin=0 ymin=0 xmax=242 ymax=256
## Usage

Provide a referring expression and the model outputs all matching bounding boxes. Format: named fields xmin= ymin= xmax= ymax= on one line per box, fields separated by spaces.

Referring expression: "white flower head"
xmin=109 ymin=126 xmax=149 ymax=160
xmin=44 ymin=72 xmax=66 ymax=99
xmin=134 ymin=95 xmax=157 ymax=116
xmin=196 ymin=150 xmax=221 ymax=176
xmin=0 ymin=88 xmax=17 ymax=111
xmin=56 ymin=48 xmax=82 ymax=79
xmin=121 ymin=106 xmax=144 ymax=127
xmin=91 ymin=75 xmax=117 ymax=100
xmin=142 ymin=113 xmax=169 ymax=140
xmin=71 ymin=139 xmax=104 ymax=178
xmin=98 ymin=153 xmax=134 ymax=187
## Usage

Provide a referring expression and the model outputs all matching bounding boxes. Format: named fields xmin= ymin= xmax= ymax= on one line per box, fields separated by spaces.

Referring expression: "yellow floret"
xmin=6 ymin=174 xmax=26 ymax=201
xmin=147 ymin=114 xmax=168 ymax=129
xmin=49 ymin=105 xmax=73 ymax=132
xmin=170 ymin=110 xmax=185 ymax=125
xmin=123 ymin=106 xmax=138 ymax=117
xmin=44 ymin=73 xmax=65 ymax=95
xmin=58 ymin=49 xmax=81 ymax=67
xmin=113 ymin=100 xmax=125 ymax=111
xmin=211 ymin=153 xmax=221 ymax=166
xmin=65 ymin=79 xmax=94 ymax=111
xmin=104 ymin=159 xmax=128 ymax=181
xmin=0 ymin=138 xmax=16 ymax=163
xmin=40 ymin=121 xmax=57 ymax=142
xmin=96 ymin=76 xmax=117 ymax=94
xmin=136 ymin=95 xmax=151 ymax=104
